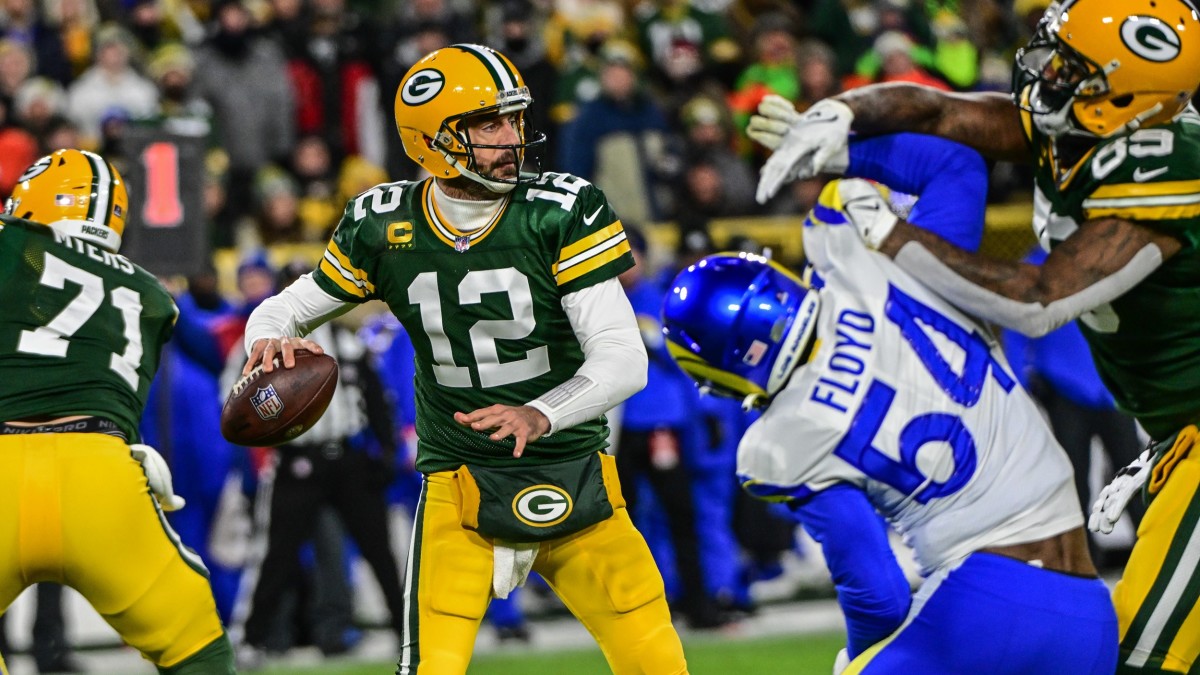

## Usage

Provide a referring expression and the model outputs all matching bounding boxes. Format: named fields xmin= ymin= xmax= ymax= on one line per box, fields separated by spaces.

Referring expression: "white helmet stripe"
xmin=81 ymin=149 xmax=112 ymax=226
xmin=456 ymin=43 xmax=516 ymax=91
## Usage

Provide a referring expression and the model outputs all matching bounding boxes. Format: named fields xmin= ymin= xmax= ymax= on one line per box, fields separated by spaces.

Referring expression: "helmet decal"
xmin=394 ymin=44 xmax=545 ymax=190
xmin=662 ymin=253 xmax=820 ymax=407
xmin=401 ymin=69 xmax=445 ymax=106
xmin=1015 ymin=0 xmax=1200 ymax=138
xmin=1120 ymin=17 xmax=1182 ymax=62
xmin=17 ymin=155 xmax=51 ymax=183
xmin=456 ymin=42 xmax=519 ymax=90
xmin=81 ymin=150 xmax=115 ymax=227
xmin=7 ymin=149 xmax=128 ymax=252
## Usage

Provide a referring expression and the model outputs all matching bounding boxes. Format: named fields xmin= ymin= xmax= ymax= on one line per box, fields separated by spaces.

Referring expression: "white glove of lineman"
xmin=815 ymin=178 xmax=899 ymax=250
xmin=756 ymin=97 xmax=854 ymax=204
xmin=747 ymin=94 xmax=804 ymax=151
xmin=131 ymin=443 xmax=186 ymax=511
xmin=833 ymin=648 xmax=851 ymax=675
xmin=1089 ymin=447 xmax=1154 ymax=534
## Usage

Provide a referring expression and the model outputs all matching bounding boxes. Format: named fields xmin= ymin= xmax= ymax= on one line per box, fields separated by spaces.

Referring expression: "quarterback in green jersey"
xmin=0 ymin=150 xmax=234 ymax=673
xmin=243 ymin=44 xmax=689 ymax=674
xmin=751 ymin=0 xmax=1200 ymax=672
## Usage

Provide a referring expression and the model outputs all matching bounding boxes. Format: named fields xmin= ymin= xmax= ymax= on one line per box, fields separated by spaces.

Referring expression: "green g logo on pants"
xmin=513 ymin=485 xmax=573 ymax=527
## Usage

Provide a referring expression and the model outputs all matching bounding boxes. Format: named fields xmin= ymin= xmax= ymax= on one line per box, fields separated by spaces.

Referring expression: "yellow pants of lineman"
xmin=1113 ymin=429 xmax=1200 ymax=674
xmin=0 ymin=433 xmax=227 ymax=668
xmin=397 ymin=470 xmax=688 ymax=674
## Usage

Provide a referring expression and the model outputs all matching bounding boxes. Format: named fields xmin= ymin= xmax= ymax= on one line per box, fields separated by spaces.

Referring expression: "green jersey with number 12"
xmin=0 ymin=216 xmax=178 ymax=440
xmin=1023 ymin=106 xmax=1200 ymax=438
xmin=313 ymin=173 xmax=634 ymax=473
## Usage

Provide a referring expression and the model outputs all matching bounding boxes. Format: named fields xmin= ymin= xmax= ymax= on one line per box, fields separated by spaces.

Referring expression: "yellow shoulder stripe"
xmin=328 ymin=240 xmax=369 ymax=281
xmin=556 ymin=240 xmax=630 ymax=285
xmin=320 ymin=240 xmax=375 ymax=296
xmin=1084 ymin=203 xmax=1200 ymax=221
xmin=1089 ymin=179 xmax=1200 ymax=200
xmin=558 ymin=221 xmax=623 ymax=262
xmin=319 ymin=258 xmax=366 ymax=297
xmin=1084 ymin=180 xmax=1200 ymax=220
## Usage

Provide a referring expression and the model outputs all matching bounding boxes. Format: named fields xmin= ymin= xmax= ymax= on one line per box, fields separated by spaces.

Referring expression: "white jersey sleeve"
xmin=738 ymin=221 xmax=1083 ymax=575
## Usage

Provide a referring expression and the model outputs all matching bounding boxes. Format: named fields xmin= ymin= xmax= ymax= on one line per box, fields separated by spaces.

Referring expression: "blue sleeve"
xmin=789 ymin=484 xmax=912 ymax=656
xmin=1002 ymin=328 xmax=1035 ymax=391
xmin=847 ymin=133 xmax=988 ymax=253
xmin=1006 ymin=249 xmax=1116 ymax=409
xmin=382 ymin=331 xmax=417 ymax=428
xmin=170 ymin=294 xmax=224 ymax=372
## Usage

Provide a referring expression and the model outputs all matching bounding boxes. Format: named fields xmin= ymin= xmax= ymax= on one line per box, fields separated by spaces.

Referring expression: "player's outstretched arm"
xmin=755 ymin=85 xmax=1026 ymax=203
xmin=821 ymin=177 xmax=1184 ymax=336
xmin=836 ymin=84 xmax=1028 ymax=162
xmin=878 ymin=215 xmax=1182 ymax=337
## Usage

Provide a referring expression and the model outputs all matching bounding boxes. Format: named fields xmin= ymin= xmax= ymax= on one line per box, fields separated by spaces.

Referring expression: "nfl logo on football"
xmin=250 ymin=384 xmax=285 ymax=420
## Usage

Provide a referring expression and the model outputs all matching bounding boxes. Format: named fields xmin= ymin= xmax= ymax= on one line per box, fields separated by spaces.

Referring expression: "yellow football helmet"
xmin=1015 ymin=0 xmax=1200 ymax=138
xmin=5 ymin=149 xmax=129 ymax=252
xmin=394 ymin=43 xmax=545 ymax=192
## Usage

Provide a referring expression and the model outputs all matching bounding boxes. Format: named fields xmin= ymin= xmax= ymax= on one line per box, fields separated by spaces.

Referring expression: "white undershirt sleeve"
xmin=243 ymin=273 xmax=355 ymax=355
xmin=526 ymin=277 xmax=648 ymax=435
xmin=893 ymin=241 xmax=1165 ymax=337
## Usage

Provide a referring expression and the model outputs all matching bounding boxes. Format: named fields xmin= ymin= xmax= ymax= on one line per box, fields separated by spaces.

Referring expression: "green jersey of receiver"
xmin=0 ymin=216 xmax=178 ymax=440
xmin=1023 ymin=106 xmax=1200 ymax=438
xmin=313 ymin=173 xmax=634 ymax=473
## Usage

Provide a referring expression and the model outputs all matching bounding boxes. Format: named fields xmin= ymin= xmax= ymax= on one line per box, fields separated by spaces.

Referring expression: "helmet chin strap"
xmin=1039 ymin=99 xmax=1167 ymax=139
xmin=440 ymin=148 xmax=517 ymax=194
xmin=1032 ymin=58 xmax=1165 ymax=139
xmin=740 ymin=393 xmax=764 ymax=412
xmin=1116 ymin=102 xmax=1165 ymax=136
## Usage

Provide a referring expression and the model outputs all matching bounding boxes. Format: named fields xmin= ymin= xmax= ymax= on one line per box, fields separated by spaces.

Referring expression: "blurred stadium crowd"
xmin=0 ymin=0 xmax=1143 ymax=670
xmin=0 ymin=0 xmax=1057 ymax=255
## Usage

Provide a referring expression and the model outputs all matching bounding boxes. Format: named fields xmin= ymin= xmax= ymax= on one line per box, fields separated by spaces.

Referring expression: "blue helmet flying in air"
xmin=661 ymin=253 xmax=821 ymax=409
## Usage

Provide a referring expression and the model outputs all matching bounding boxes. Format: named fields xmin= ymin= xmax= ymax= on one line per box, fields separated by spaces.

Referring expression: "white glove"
xmin=130 ymin=443 xmax=186 ymax=512
xmin=747 ymin=94 xmax=803 ymax=151
xmin=833 ymin=648 xmax=851 ymax=675
xmin=1089 ymin=447 xmax=1154 ymax=535
xmin=813 ymin=178 xmax=899 ymax=250
xmin=756 ymin=98 xmax=854 ymax=204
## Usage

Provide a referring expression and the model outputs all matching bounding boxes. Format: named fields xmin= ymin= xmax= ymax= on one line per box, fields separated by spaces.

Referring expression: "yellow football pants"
xmin=0 ymin=433 xmax=227 ymax=668
xmin=1113 ymin=429 xmax=1200 ymax=674
xmin=397 ymin=469 xmax=688 ymax=675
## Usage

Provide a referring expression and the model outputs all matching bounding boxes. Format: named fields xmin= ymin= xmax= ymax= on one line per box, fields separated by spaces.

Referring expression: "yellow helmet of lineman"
xmin=394 ymin=43 xmax=545 ymax=192
xmin=5 ymin=149 xmax=129 ymax=252
xmin=1015 ymin=0 xmax=1200 ymax=137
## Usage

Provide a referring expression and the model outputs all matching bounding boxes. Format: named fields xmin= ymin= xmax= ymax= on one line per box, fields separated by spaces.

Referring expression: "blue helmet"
xmin=662 ymin=253 xmax=821 ymax=408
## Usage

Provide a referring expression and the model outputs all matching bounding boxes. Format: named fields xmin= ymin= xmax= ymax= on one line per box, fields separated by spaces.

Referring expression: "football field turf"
xmin=261 ymin=632 xmax=847 ymax=674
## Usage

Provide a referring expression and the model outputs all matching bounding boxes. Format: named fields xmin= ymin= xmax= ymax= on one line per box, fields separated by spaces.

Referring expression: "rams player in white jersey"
xmin=662 ymin=183 xmax=1118 ymax=672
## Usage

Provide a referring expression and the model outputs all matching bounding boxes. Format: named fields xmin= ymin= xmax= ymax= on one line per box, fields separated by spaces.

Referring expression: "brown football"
xmin=220 ymin=349 xmax=339 ymax=446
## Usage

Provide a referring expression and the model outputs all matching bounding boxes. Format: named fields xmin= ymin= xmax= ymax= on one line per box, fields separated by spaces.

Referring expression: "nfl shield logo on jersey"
xmin=250 ymin=384 xmax=284 ymax=420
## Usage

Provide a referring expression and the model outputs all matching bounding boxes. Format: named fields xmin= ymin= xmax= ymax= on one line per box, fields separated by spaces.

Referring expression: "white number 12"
xmin=408 ymin=268 xmax=550 ymax=388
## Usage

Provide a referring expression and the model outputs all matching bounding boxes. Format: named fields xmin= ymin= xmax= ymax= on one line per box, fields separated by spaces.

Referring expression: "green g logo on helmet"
xmin=401 ymin=69 xmax=445 ymax=106
xmin=1120 ymin=16 xmax=1181 ymax=62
